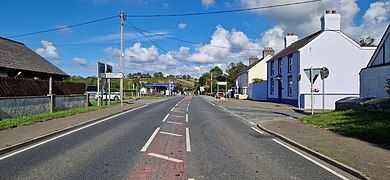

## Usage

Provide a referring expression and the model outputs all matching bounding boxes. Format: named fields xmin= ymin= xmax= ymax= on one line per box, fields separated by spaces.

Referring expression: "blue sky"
xmin=0 ymin=0 xmax=388 ymax=77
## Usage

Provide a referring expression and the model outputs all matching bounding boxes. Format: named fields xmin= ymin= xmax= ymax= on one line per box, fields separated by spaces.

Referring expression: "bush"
xmin=252 ymin=78 xmax=264 ymax=83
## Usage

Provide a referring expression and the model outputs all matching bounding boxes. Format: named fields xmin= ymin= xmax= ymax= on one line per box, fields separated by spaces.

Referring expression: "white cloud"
xmin=240 ymin=0 xmax=389 ymax=48
xmin=56 ymin=25 xmax=72 ymax=34
xmin=72 ymin=57 xmax=87 ymax=66
xmin=105 ymin=42 xmax=159 ymax=63
xmin=35 ymin=40 xmax=61 ymax=59
xmin=178 ymin=23 xmax=187 ymax=29
xmin=201 ymin=0 xmax=215 ymax=8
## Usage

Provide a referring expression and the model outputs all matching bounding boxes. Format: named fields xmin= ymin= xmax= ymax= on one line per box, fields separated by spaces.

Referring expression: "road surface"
xmin=0 ymin=96 xmax=349 ymax=179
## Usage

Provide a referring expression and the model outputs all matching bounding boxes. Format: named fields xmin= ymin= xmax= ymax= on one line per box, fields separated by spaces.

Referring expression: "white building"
xmin=267 ymin=9 xmax=376 ymax=109
xmin=360 ymin=25 xmax=390 ymax=98
xmin=236 ymin=48 xmax=274 ymax=99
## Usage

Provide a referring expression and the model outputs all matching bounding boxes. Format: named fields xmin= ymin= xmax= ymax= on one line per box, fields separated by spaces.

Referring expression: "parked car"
xmin=95 ymin=92 xmax=121 ymax=101
xmin=215 ymin=92 xmax=225 ymax=99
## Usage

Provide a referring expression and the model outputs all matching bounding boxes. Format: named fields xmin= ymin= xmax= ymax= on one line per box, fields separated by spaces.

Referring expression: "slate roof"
xmin=0 ymin=37 xmax=68 ymax=77
xmin=269 ymin=31 xmax=323 ymax=61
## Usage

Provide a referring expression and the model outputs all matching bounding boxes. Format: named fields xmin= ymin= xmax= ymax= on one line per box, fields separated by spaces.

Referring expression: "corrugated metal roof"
xmin=0 ymin=37 xmax=68 ymax=77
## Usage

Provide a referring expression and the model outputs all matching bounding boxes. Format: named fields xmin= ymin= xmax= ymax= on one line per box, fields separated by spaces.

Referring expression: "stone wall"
xmin=335 ymin=97 xmax=390 ymax=112
xmin=0 ymin=95 xmax=87 ymax=120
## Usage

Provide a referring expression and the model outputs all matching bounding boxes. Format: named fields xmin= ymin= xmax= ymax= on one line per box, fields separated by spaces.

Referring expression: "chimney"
xmin=321 ymin=9 xmax=341 ymax=31
xmin=263 ymin=47 xmax=274 ymax=58
xmin=284 ymin=33 xmax=298 ymax=48
xmin=249 ymin=56 xmax=259 ymax=65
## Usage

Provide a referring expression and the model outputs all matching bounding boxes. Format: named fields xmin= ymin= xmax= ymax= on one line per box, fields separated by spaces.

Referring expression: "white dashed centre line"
xmin=186 ymin=114 xmax=188 ymax=122
xmin=162 ymin=113 xmax=170 ymax=122
xmin=186 ymin=127 xmax=191 ymax=152
xmin=147 ymin=153 xmax=183 ymax=163
xmin=171 ymin=107 xmax=175 ymax=112
xmin=141 ymin=127 xmax=160 ymax=152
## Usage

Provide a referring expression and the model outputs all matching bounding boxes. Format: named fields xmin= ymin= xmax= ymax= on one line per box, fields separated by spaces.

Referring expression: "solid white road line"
xmin=141 ymin=127 xmax=160 ymax=152
xmin=147 ymin=153 xmax=183 ymax=163
xmin=159 ymin=131 xmax=183 ymax=137
xmin=162 ymin=113 xmax=170 ymax=122
xmin=251 ymin=127 xmax=265 ymax=134
xmin=186 ymin=127 xmax=191 ymax=152
xmin=166 ymin=121 xmax=184 ymax=125
xmin=0 ymin=104 xmax=148 ymax=161
xmin=186 ymin=114 xmax=188 ymax=123
xmin=272 ymin=139 xmax=349 ymax=180
xmin=171 ymin=107 xmax=175 ymax=112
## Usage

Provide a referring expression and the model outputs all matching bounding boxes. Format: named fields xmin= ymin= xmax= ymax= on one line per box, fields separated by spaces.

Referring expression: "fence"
xmin=0 ymin=77 xmax=85 ymax=97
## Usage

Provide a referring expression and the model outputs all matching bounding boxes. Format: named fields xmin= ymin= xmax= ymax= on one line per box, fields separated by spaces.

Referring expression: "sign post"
xmin=304 ymin=67 xmax=321 ymax=115
xmin=97 ymin=62 xmax=106 ymax=106
xmin=320 ymin=67 xmax=330 ymax=112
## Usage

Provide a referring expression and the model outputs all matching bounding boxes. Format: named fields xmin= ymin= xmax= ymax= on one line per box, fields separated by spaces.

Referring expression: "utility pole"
xmin=210 ymin=73 xmax=213 ymax=95
xmin=119 ymin=11 xmax=125 ymax=106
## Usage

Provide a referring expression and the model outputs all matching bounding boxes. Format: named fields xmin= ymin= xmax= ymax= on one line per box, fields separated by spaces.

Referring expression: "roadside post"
xmin=106 ymin=65 xmax=113 ymax=105
xmin=304 ymin=67 xmax=321 ymax=115
xmin=320 ymin=67 xmax=329 ymax=112
xmin=97 ymin=62 xmax=106 ymax=106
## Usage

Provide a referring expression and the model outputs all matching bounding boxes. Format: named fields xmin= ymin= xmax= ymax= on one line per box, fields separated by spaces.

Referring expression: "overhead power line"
xmin=126 ymin=0 xmax=321 ymax=18
xmin=9 ymin=15 xmax=118 ymax=38
xmin=125 ymin=19 xmax=197 ymax=70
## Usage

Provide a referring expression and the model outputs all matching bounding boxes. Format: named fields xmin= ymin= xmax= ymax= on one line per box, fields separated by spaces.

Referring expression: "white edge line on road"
xmin=251 ymin=127 xmax=265 ymax=134
xmin=159 ymin=131 xmax=183 ymax=137
xmin=186 ymin=127 xmax=191 ymax=152
xmin=166 ymin=121 xmax=184 ymax=125
xmin=272 ymin=139 xmax=349 ymax=180
xmin=147 ymin=153 xmax=183 ymax=163
xmin=141 ymin=127 xmax=160 ymax=152
xmin=0 ymin=104 xmax=148 ymax=161
xmin=188 ymin=178 xmax=195 ymax=180
xmin=162 ymin=113 xmax=170 ymax=122
xmin=186 ymin=114 xmax=188 ymax=123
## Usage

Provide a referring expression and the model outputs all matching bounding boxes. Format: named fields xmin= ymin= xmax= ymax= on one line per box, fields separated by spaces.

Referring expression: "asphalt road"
xmin=0 ymin=96 xmax=343 ymax=179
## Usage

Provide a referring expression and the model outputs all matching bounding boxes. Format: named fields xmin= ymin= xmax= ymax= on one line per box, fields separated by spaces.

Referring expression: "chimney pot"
xmin=263 ymin=47 xmax=274 ymax=58
xmin=326 ymin=10 xmax=331 ymax=14
xmin=331 ymin=9 xmax=336 ymax=14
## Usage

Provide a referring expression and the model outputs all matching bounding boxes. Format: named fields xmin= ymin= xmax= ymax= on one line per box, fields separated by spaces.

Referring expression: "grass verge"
xmin=0 ymin=101 xmax=119 ymax=131
xmin=301 ymin=109 xmax=390 ymax=145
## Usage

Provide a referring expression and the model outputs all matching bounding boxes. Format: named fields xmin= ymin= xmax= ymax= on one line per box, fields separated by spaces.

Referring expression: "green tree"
xmin=359 ymin=36 xmax=376 ymax=47
xmin=225 ymin=62 xmax=247 ymax=88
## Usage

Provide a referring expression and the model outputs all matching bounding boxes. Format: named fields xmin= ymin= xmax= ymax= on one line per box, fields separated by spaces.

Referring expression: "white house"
xmin=267 ymin=9 xmax=376 ymax=109
xmin=360 ymin=24 xmax=390 ymax=98
xmin=236 ymin=47 xmax=274 ymax=99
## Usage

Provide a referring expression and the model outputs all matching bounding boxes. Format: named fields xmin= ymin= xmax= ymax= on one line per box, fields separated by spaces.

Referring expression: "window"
xmin=278 ymin=58 xmax=282 ymax=74
xmin=270 ymin=61 xmax=274 ymax=76
xmin=270 ymin=78 xmax=275 ymax=95
xmin=288 ymin=55 xmax=293 ymax=72
xmin=288 ymin=76 xmax=293 ymax=97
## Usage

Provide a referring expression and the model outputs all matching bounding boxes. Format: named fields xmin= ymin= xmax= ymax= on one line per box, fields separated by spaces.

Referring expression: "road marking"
xmin=188 ymin=178 xmax=195 ymax=180
xmin=159 ymin=131 xmax=182 ymax=137
xmin=162 ymin=113 xmax=170 ymax=122
xmin=170 ymin=114 xmax=184 ymax=117
xmin=166 ymin=121 xmax=184 ymax=125
xmin=187 ymin=107 xmax=189 ymax=112
xmin=251 ymin=127 xmax=265 ymax=134
xmin=0 ymin=104 xmax=148 ymax=161
xmin=175 ymin=103 xmax=178 ymax=107
xmin=186 ymin=127 xmax=191 ymax=152
xmin=171 ymin=107 xmax=175 ymax=112
xmin=272 ymin=139 xmax=349 ymax=180
xmin=147 ymin=153 xmax=183 ymax=163
xmin=141 ymin=127 xmax=160 ymax=152
xmin=186 ymin=114 xmax=188 ymax=123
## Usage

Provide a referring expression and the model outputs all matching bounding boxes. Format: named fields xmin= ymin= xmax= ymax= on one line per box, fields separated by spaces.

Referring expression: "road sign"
xmin=217 ymin=82 xmax=227 ymax=85
xmin=320 ymin=67 xmax=329 ymax=79
xmin=304 ymin=68 xmax=321 ymax=84
xmin=106 ymin=65 xmax=113 ymax=73
xmin=103 ymin=73 xmax=124 ymax=79
xmin=98 ymin=62 xmax=105 ymax=74
xmin=200 ymin=87 xmax=205 ymax=92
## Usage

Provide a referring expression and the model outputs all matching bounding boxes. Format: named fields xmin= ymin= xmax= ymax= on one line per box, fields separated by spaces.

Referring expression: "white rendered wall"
xmin=299 ymin=31 xmax=375 ymax=109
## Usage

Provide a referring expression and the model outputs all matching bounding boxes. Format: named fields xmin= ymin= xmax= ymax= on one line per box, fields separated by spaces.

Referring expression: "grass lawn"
xmin=301 ymin=109 xmax=390 ymax=145
xmin=0 ymin=101 xmax=119 ymax=131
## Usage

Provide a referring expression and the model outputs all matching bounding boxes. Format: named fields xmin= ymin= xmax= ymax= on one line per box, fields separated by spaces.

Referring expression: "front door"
xmin=277 ymin=79 xmax=283 ymax=103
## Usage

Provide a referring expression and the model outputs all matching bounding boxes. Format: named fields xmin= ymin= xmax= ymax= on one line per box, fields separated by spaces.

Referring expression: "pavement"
xmin=206 ymin=96 xmax=390 ymax=180
xmin=0 ymin=95 xmax=356 ymax=179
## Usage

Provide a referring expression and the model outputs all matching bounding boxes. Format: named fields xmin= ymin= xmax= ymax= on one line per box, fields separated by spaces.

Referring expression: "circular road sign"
xmin=320 ymin=67 xmax=329 ymax=79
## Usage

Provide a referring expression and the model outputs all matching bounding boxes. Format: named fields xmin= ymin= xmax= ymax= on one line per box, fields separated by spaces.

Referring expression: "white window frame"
xmin=288 ymin=76 xmax=293 ymax=97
